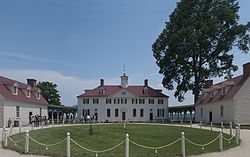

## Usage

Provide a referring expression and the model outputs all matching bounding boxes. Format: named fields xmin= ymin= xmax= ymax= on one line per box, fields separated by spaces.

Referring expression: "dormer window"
xmin=99 ymin=87 xmax=105 ymax=95
xmin=210 ymin=88 xmax=214 ymax=98
xmin=12 ymin=82 xmax=19 ymax=95
xmin=222 ymin=84 xmax=226 ymax=95
xmin=143 ymin=87 xmax=148 ymax=94
xmin=26 ymin=86 xmax=31 ymax=97
xmin=37 ymin=89 xmax=41 ymax=100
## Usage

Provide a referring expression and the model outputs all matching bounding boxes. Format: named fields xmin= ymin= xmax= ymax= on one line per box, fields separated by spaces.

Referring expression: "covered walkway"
xmin=169 ymin=104 xmax=195 ymax=122
xmin=48 ymin=105 xmax=77 ymax=124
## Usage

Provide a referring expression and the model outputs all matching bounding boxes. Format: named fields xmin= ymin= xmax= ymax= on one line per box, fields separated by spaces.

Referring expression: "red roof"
xmin=0 ymin=76 xmax=48 ymax=105
xmin=196 ymin=75 xmax=249 ymax=105
xmin=77 ymin=85 xmax=168 ymax=98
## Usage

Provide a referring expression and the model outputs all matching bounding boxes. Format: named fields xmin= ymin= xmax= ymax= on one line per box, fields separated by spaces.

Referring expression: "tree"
xmin=152 ymin=0 xmax=250 ymax=103
xmin=37 ymin=81 xmax=61 ymax=105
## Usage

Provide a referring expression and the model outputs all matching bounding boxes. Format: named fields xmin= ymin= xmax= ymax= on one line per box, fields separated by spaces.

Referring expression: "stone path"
xmin=0 ymin=123 xmax=249 ymax=157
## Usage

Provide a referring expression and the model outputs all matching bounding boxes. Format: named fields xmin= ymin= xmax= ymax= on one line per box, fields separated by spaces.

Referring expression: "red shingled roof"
xmin=196 ymin=75 xmax=249 ymax=105
xmin=77 ymin=85 xmax=168 ymax=98
xmin=0 ymin=76 xmax=48 ymax=105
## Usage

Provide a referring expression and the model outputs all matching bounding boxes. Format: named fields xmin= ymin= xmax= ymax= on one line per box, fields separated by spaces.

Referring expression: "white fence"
xmin=2 ymin=123 xmax=241 ymax=157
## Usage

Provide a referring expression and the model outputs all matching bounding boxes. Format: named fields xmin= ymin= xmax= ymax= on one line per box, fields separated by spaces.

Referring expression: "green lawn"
xmin=5 ymin=124 xmax=237 ymax=157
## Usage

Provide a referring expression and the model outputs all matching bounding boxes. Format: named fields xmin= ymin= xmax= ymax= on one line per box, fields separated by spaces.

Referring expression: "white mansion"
xmin=77 ymin=73 xmax=169 ymax=122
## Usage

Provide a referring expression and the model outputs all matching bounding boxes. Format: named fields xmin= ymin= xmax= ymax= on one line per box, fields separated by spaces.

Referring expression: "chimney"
xmin=243 ymin=62 xmax=250 ymax=78
xmin=204 ymin=80 xmax=213 ymax=88
xmin=144 ymin=79 xmax=148 ymax=87
xmin=100 ymin=79 xmax=104 ymax=86
xmin=27 ymin=79 xmax=37 ymax=87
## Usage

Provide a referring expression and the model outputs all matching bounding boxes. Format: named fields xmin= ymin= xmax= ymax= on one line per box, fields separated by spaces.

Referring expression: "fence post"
xmin=41 ymin=121 xmax=43 ymax=129
xmin=4 ymin=128 xmax=8 ymax=147
xmin=19 ymin=122 xmax=22 ymax=133
xmin=221 ymin=122 xmax=223 ymax=133
xmin=229 ymin=122 xmax=232 ymax=136
xmin=219 ymin=130 xmax=223 ymax=151
xmin=200 ymin=121 xmax=202 ymax=129
xmin=67 ymin=132 xmax=70 ymax=157
xmin=9 ymin=124 xmax=13 ymax=136
xmin=238 ymin=124 xmax=241 ymax=140
xmin=125 ymin=134 xmax=129 ymax=157
xmin=31 ymin=122 xmax=34 ymax=130
xmin=210 ymin=121 xmax=213 ymax=131
xmin=190 ymin=120 xmax=192 ymax=128
xmin=235 ymin=126 xmax=239 ymax=145
xmin=181 ymin=132 xmax=185 ymax=157
xmin=2 ymin=126 xmax=5 ymax=142
xmin=25 ymin=130 xmax=29 ymax=153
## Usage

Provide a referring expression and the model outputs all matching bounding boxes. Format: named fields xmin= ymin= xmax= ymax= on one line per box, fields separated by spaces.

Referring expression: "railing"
xmin=1 ymin=122 xmax=241 ymax=157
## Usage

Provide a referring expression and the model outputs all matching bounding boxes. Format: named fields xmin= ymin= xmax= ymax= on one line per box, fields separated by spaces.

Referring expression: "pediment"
xmin=110 ymin=89 xmax=137 ymax=98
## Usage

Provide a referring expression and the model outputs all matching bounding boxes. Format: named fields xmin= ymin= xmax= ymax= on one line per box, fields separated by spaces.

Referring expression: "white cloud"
xmin=0 ymin=50 xmax=71 ymax=65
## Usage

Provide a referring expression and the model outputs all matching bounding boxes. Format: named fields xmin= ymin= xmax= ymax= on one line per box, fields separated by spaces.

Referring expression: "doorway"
xmin=209 ymin=111 xmax=212 ymax=122
xmin=122 ymin=112 xmax=126 ymax=121
xmin=94 ymin=112 xmax=98 ymax=121
xmin=150 ymin=113 xmax=153 ymax=121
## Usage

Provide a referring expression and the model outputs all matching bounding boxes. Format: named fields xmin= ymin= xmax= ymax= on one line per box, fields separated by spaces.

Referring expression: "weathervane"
xmin=123 ymin=64 xmax=126 ymax=74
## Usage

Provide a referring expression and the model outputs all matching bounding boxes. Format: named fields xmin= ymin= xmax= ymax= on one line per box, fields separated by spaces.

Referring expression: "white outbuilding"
xmin=77 ymin=73 xmax=169 ymax=122
xmin=0 ymin=76 xmax=48 ymax=127
xmin=195 ymin=62 xmax=250 ymax=125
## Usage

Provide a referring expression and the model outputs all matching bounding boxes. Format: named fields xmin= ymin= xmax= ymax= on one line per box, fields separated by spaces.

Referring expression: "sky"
xmin=0 ymin=0 xmax=249 ymax=106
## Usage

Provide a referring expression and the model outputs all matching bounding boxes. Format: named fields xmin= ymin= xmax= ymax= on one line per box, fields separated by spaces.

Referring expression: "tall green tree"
xmin=152 ymin=0 xmax=250 ymax=103
xmin=37 ymin=81 xmax=61 ymax=105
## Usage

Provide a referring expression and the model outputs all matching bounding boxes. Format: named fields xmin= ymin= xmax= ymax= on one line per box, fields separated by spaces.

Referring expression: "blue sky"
xmin=0 ymin=0 xmax=249 ymax=106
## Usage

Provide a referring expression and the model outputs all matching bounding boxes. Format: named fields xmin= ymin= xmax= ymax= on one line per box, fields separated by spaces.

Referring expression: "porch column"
xmin=57 ymin=112 xmax=59 ymax=123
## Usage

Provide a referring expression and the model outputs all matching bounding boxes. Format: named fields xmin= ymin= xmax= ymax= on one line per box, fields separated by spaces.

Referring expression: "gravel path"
xmin=0 ymin=124 xmax=249 ymax=157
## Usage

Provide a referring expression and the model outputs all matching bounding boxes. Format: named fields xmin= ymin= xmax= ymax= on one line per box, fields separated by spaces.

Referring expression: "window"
xmin=115 ymin=109 xmax=119 ymax=117
xmin=26 ymin=88 xmax=31 ymax=97
xmin=140 ymin=109 xmax=144 ymax=117
xmin=121 ymin=99 xmax=123 ymax=104
xmin=125 ymin=99 xmax=127 ymax=104
xmin=149 ymin=99 xmax=154 ymax=104
xmin=37 ymin=92 xmax=41 ymax=99
xmin=162 ymin=109 xmax=164 ymax=117
xmin=114 ymin=99 xmax=116 ymax=104
xmin=132 ymin=99 xmax=138 ymax=104
xmin=201 ymin=108 xmax=203 ymax=117
xmin=16 ymin=106 xmax=20 ymax=118
xmin=107 ymin=109 xmax=111 ymax=117
xmin=13 ymin=86 xmax=18 ymax=95
xmin=143 ymin=87 xmax=148 ymax=94
xmin=117 ymin=99 xmax=120 ymax=104
xmin=82 ymin=109 xmax=85 ymax=117
xmin=87 ymin=109 xmax=90 ymax=116
xmin=93 ymin=99 xmax=99 ymax=104
xmin=133 ymin=109 xmax=136 ymax=117
xmin=83 ymin=99 xmax=89 ymax=104
xmin=220 ymin=106 xmax=224 ymax=117
xmin=139 ymin=99 xmax=145 ymax=104
xmin=158 ymin=99 xmax=164 ymax=104
xmin=222 ymin=87 xmax=226 ymax=95
xmin=106 ymin=99 xmax=111 ymax=104
xmin=100 ymin=88 xmax=105 ymax=95
xmin=211 ymin=90 xmax=214 ymax=98
xmin=157 ymin=109 xmax=160 ymax=117
xmin=122 ymin=92 xmax=126 ymax=95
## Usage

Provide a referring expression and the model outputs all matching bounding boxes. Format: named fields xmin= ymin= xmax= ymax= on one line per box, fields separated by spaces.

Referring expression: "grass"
xmin=5 ymin=124 xmax=237 ymax=157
